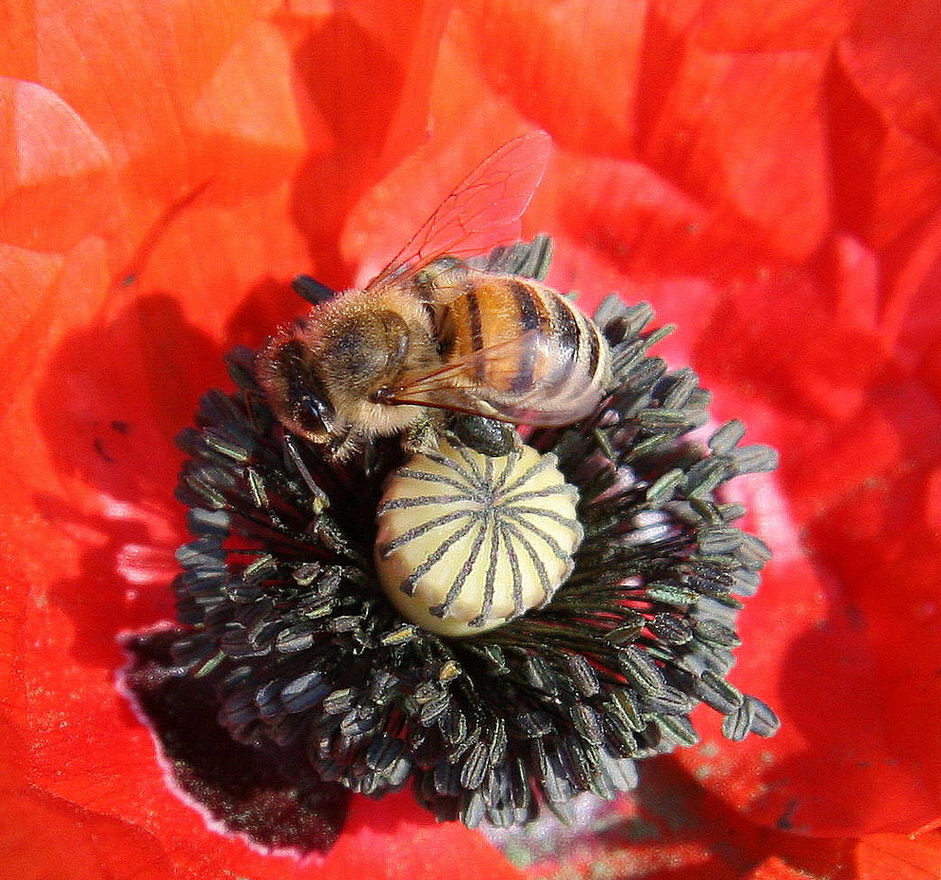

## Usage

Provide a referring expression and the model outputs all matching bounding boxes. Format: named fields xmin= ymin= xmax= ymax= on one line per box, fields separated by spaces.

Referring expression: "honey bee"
xmin=258 ymin=132 xmax=612 ymax=459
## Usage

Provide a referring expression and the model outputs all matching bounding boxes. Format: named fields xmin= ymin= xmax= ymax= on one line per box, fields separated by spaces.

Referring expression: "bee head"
xmin=258 ymin=336 xmax=338 ymax=443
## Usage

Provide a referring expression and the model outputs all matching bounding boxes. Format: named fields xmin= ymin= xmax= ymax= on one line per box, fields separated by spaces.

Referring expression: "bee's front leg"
xmin=327 ymin=428 xmax=362 ymax=462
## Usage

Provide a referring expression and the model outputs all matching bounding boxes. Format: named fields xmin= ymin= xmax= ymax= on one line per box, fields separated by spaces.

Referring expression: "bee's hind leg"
xmin=447 ymin=414 xmax=520 ymax=457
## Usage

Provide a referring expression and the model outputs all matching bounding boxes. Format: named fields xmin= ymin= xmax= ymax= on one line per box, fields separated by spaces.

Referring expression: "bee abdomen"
xmin=445 ymin=272 xmax=610 ymax=420
xmin=539 ymin=285 xmax=610 ymax=408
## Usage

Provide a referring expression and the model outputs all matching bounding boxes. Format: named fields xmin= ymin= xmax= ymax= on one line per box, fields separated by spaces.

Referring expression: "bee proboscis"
xmin=258 ymin=131 xmax=613 ymax=458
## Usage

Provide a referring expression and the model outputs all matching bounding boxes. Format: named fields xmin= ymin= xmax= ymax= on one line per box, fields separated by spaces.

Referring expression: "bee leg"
xmin=327 ymin=428 xmax=362 ymax=462
xmin=447 ymin=414 xmax=520 ymax=457
xmin=402 ymin=416 xmax=443 ymax=455
xmin=362 ymin=439 xmax=387 ymax=479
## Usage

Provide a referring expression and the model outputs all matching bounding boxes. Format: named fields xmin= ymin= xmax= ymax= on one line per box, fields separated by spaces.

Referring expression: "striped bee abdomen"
xmin=440 ymin=269 xmax=611 ymax=425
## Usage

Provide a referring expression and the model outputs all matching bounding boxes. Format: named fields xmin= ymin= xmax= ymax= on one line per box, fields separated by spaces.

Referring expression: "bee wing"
xmin=366 ymin=131 xmax=551 ymax=293
xmin=379 ymin=331 xmax=602 ymax=427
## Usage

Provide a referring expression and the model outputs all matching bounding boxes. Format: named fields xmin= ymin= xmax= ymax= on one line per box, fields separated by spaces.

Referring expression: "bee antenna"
xmin=292 ymin=275 xmax=336 ymax=306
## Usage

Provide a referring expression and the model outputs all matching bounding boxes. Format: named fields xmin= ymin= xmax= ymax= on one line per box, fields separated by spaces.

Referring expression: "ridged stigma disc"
xmin=374 ymin=441 xmax=583 ymax=637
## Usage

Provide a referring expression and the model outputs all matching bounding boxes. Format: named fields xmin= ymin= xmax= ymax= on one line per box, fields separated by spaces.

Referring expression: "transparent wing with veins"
xmin=378 ymin=331 xmax=603 ymax=427
xmin=365 ymin=131 xmax=552 ymax=293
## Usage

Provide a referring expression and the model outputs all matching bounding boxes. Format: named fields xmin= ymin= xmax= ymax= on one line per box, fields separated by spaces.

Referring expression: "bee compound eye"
xmin=374 ymin=440 xmax=583 ymax=637
xmin=299 ymin=393 xmax=336 ymax=434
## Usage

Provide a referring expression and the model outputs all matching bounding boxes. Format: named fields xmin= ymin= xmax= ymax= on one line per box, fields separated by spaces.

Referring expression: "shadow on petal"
xmin=121 ymin=628 xmax=350 ymax=855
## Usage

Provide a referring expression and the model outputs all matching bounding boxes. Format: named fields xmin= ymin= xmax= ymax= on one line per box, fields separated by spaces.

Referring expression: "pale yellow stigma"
xmin=374 ymin=440 xmax=583 ymax=637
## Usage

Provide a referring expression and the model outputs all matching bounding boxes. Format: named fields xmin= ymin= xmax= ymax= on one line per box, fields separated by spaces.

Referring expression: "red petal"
xmin=856 ymin=832 xmax=941 ymax=880
xmin=322 ymin=792 xmax=525 ymax=880
xmin=453 ymin=1 xmax=646 ymax=157
xmin=515 ymin=760 xmax=855 ymax=880
xmin=641 ymin=41 xmax=831 ymax=260
xmin=832 ymin=1 xmax=941 ymax=249
xmin=675 ymin=223 xmax=941 ymax=835
xmin=0 ymin=79 xmax=117 ymax=253
xmin=6 ymin=0 xmax=941 ymax=874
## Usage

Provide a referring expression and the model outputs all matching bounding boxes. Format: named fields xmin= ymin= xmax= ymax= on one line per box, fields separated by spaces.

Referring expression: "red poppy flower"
xmin=2 ymin=1 xmax=940 ymax=879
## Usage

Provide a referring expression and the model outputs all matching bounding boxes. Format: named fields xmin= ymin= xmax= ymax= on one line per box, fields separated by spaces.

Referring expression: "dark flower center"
xmin=122 ymin=237 xmax=779 ymax=851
